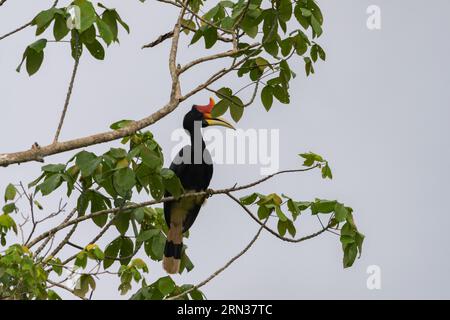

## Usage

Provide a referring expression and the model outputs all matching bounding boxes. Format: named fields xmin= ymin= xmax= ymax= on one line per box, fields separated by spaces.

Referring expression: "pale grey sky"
xmin=1 ymin=0 xmax=449 ymax=299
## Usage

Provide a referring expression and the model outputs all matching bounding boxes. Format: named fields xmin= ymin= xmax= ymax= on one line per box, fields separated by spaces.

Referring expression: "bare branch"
xmin=179 ymin=43 xmax=259 ymax=74
xmin=168 ymin=218 xmax=268 ymax=300
xmin=226 ymin=193 xmax=331 ymax=243
xmin=0 ymin=100 xmax=180 ymax=167
xmin=0 ymin=22 xmax=32 ymax=41
xmin=53 ymin=34 xmax=81 ymax=143
xmin=47 ymin=279 xmax=87 ymax=300
xmin=142 ymin=30 xmax=174 ymax=49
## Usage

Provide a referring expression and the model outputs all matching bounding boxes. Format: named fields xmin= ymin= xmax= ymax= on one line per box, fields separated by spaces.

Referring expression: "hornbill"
xmin=163 ymin=98 xmax=235 ymax=274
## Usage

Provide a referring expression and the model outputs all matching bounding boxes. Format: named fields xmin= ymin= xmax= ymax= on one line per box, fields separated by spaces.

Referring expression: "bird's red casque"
xmin=195 ymin=97 xmax=215 ymax=114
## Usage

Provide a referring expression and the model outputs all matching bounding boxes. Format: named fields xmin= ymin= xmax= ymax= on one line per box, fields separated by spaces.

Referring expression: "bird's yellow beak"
xmin=205 ymin=116 xmax=236 ymax=130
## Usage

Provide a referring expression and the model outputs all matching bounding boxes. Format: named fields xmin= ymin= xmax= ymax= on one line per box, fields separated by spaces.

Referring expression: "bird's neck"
xmin=189 ymin=123 xmax=206 ymax=164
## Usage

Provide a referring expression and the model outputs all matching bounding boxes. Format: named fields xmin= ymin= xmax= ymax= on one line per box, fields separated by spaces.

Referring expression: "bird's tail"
xmin=163 ymin=222 xmax=183 ymax=274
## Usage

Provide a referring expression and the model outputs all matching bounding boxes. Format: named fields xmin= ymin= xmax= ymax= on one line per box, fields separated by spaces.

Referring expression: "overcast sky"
xmin=1 ymin=0 xmax=450 ymax=299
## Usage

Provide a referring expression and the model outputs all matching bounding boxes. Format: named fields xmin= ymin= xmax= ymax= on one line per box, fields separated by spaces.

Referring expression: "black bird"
xmin=163 ymin=98 xmax=235 ymax=274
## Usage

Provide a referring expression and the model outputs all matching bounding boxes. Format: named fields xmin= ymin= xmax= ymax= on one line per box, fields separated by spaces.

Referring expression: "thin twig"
xmin=0 ymin=22 xmax=31 ymax=41
xmin=47 ymin=279 xmax=87 ymax=300
xmin=227 ymin=193 xmax=331 ymax=243
xmin=53 ymin=34 xmax=81 ymax=143
xmin=168 ymin=218 xmax=268 ymax=300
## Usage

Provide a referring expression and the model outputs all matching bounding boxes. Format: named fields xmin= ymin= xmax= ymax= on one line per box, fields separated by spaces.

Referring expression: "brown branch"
xmin=226 ymin=193 xmax=331 ymax=243
xmin=0 ymin=100 xmax=180 ymax=167
xmin=168 ymin=0 xmax=187 ymax=100
xmin=27 ymin=166 xmax=319 ymax=248
xmin=179 ymin=43 xmax=259 ymax=74
xmin=142 ymin=30 xmax=174 ymax=49
xmin=0 ymin=21 xmax=32 ymax=41
xmin=0 ymin=0 xmax=8 ymax=7
xmin=53 ymin=34 xmax=81 ymax=143
xmin=46 ymin=279 xmax=87 ymax=300
xmin=168 ymin=218 xmax=268 ymax=300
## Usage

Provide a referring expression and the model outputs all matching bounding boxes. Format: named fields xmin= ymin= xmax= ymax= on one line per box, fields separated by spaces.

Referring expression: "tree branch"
xmin=179 ymin=43 xmax=259 ymax=74
xmin=46 ymin=279 xmax=87 ymax=300
xmin=168 ymin=218 xmax=268 ymax=300
xmin=0 ymin=100 xmax=179 ymax=167
xmin=0 ymin=21 xmax=32 ymax=41
xmin=53 ymin=34 xmax=81 ymax=143
xmin=27 ymin=166 xmax=319 ymax=248
xmin=226 ymin=193 xmax=331 ymax=243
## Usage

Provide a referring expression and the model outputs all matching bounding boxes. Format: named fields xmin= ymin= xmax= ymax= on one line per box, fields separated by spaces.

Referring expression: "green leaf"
xmin=76 ymin=151 xmax=101 ymax=177
xmin=163 ymin=175 xmax=183 ymax=198
xmin=240 ymin=193 xmax=258 ymax=205
xmin=286 ymin=220 xmax=296 ymax=237
xmin=26 ymin=49 xmax=44 ymax=76
xmin=158 ymin=276 xmax=175 ymax=296
xmin=203 ymin=26 xmax=218 ymax=49
xmin=53 ymin=14 xmax=70 ymax=41
xmin=261 ymin=85 xmax=273 ymax=111
xmin=42 ymin=163 xmax=66 ymax=173
xmin=38 ymin=174 xmax=63 ymax=196
xmin=96 ymin=17 xmax=114 ymax=45
xmin=114 ymin=211 xmax=131 ymax=235
xmin=190 ymin=27 xmax=204 ymax=45
xmin=230 ymin=96 xmax=244 ymax=122
xmin=90 ymin=192 xmax=109 ymax=227
xmin=322 ymin=162 xmax=333 ymax=179
xmin=113 ymin=168 xmax=136 ymax=197
xmin=278 ymin=0 xmax=293 ymax=22
xmin=74 ymin=0 xmax=97 ymax=33
xmin=4 ymin=184 xmax=17 ymax=202
xmin=104 ymin=237 xmax=121 ymax=269
xmin=148 ymin=174 xmax=164 ymax=200
xmin=119 ymin=237 xmax=134 ymax=265
xmin=75 ymin=251 xmax=88 ymax=269
xmin=334 ymin=203 xmax=348 ymax=222
xmin=33 ymin=8 xmax=57 ymax=28
xmin=80 ymin=25 xmax=96 ymax=44
xmin=287 ymin=199 xmax=300 ymax=220
xmin=277 ymin=220 xmax=287 ymax=236
xmin=310 ymin=15 xmax=323 ymax=37
xmin=148 ymin=231 xmax=165 ymax=261
xmin=136 ymin=229 xmax=160 ymax=242
xmin=140 ymin=147 xmax=162 ymax=171
xmin=273 ymin=85 xmax=289 ymax=104
xmin=3 ymin=203 xmax=16 ymax=214
xmin=294 ymin=4 xmax=310 ymax=30
xmin=133 ymin=207 xmax=145 ymax=223
xmin=311 ymin=199 xmax=337 ymax=215
xmin=84 ymin=39 xmax=105 ymax=60
xmin=343 ymin=243 xmax=358 ymax=268
xmin=275 ymin=206 xmax=288 ymax=222
xmin=0 ymin=214 xmax=17 ymax=234
xmin=211 ymin=99 xmax=229 ymax=118
xmin=102 ymin=10 xmax=118 ymax=40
